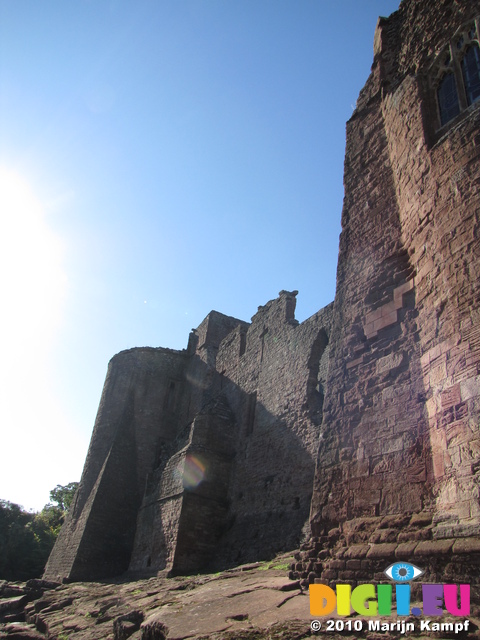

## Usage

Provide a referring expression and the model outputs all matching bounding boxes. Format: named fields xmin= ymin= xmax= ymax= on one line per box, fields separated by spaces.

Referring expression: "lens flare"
xmin=182 ymin=454 xmax=206 ymax=489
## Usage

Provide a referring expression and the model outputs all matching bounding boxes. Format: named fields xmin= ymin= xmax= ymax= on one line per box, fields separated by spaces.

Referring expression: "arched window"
xmin=437 ymin=72 xmax=460 ymax=126
xmin=431 ymin=19 xmax=480 ymax=130
xmin=461 ymin=43 xmax=480 ymax=105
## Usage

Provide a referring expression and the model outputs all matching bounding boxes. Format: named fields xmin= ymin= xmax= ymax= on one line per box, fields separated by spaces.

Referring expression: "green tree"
xmin=0 ymin=482 xmax=79 ymax=580
xmin=31 ymin=504 xmax=65 ymax=560
xmin=0 ymin=500 xmax=39 ymax=580
xmin=49 ymin=482 xmax=78 ymax=512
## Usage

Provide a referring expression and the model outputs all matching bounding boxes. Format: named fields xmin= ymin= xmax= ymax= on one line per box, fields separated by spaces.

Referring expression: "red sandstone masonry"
xmin=307 ymin=0 xmax=480 ymax=589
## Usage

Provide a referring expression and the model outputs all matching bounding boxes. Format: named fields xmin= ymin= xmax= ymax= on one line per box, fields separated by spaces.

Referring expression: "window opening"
xmin=461 ymin=44 xmax=480 ymax=105
xmin=239 ymin=330 xmax=246 ymax=357
xmin=437 ymin=72 xmax=461 ymax=125
xmin=307 ymin=329 xmax=328 ymax=424
xmin=259 ymin=327 xmax=268 ymax=363
xmin=431 ymin=18 xmax=480 ymax=129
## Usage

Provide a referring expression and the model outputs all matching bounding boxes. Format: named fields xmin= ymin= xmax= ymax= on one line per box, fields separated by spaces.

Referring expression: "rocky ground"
xmin=0 ymin=552 xmax=479 ymax=640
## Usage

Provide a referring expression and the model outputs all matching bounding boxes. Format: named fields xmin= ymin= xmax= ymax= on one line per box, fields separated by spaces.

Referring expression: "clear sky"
xmin=0 ymin=0 xmax=400 ymax=512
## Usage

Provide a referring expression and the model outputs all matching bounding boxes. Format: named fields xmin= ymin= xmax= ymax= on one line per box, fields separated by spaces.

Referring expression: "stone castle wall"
xmin=45 ymin=0 xmax=480 ymax=586
xmin=45 ymin=292 xmax=333 ymax=580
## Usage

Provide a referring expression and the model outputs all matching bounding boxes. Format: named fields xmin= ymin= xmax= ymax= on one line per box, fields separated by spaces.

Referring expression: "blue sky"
xmin=0 ymin=0 xmax=400 ymax=511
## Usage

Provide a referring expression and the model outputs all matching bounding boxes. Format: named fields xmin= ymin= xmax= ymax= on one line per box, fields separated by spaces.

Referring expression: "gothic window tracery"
xmin=461 ymin=43 xmax=480 ymax=105
xmin=437 ymin=72 xmax=460 ymax=125
xmin=430 ymin=18 xmax=480 ymax=129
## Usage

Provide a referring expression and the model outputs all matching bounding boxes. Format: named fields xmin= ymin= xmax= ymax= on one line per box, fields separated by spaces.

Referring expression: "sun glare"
xmin=0 ymin=167 xmax=77 ymax=510
xmin=0 ymin=168 xmax=67 ymax=346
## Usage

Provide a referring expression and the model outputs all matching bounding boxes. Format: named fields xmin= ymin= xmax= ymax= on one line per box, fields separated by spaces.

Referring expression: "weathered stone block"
xmin=395 ymin=542 xmax=418 ymax=559
xmin=366 ymin=544 xmax=397 ymax=559
xmin=409 ymin=512 xmax=433 ymax=527
xmin=441 ymin=384 xmax=462 ymax=409
xmin=452 ymin=538 xmax=480 ymax=554
xmin=343 ymin=545 xmax=370 ymax=559
xmin=414 ymin=540 xmax=454 ymax=557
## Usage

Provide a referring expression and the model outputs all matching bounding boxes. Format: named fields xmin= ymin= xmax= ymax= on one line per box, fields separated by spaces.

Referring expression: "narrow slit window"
xmin=437 ymin=72 xmax=460 ymax=125
xmin=461 ymin=44 xmax=480 ymax=105
xmin=239 ymin=331 xmax=246 ymax=357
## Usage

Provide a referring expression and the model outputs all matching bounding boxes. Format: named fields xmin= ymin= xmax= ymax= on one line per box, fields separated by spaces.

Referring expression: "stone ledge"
xmin=452 ymin=537 xmax=480 ymax=554
xmin=395 ymin=542 xmax=418 ymax=559
xmin=366 ymin=543 xmax=398 ymax=559
xmin=414 ymin=539 xmax=454 ymax=557
xmin=346 ymin=356 xmax=364 ymax=370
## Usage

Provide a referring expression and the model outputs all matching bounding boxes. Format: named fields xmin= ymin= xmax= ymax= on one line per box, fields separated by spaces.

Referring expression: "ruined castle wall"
xmin=311 ymin=0 xmax=480 ymax=535
xmin=127 ymin=313 xmax=245 ymax=575
xmin=128 ymin=295 xmax=333 ymax=575
xmin=208 ymin=293 xmax=333 ymax=568
xmin=44 ymin=347 xmax=189 ymax=581
xmin=374 ymin=0 xmax=479 ymax=86
xmin=128 ymin=448 xmax=186 ymax=574
xmin=46 ymin=0 xmax=480 ymax=586
xmin=170 ymin=402 xmax=237 ymax=574
xmin=182 ymin=312 xmax=250 ymax=426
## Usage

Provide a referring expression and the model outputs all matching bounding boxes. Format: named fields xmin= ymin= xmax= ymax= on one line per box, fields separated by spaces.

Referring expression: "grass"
xmin=258 ymin=560 xmax=292 ymax=572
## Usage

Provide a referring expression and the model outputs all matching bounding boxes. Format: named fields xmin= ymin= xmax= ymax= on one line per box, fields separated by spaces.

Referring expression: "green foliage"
xmin=49 ymin=482 xmax=78 ymax=512
xmin=0 ymin=500 xmax=38 ymax=580
xmin=0 ymin=482 xmax=78 ymax=581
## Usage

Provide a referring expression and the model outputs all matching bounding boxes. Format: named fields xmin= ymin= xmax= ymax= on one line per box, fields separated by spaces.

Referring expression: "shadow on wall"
xmin=129 ymin=352 xmax=323 ymax=577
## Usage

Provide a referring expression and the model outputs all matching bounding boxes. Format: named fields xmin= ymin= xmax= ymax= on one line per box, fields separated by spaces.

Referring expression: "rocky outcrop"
xmin=3 ymin=555 xmax=315 ymax=639
xmin=3 ymin=557 xmax=480 ymax=639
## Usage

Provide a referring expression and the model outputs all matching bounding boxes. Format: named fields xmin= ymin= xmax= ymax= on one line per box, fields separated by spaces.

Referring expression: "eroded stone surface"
xmin=2 ymin=557 xmax=319 ymax=639
xmin=3 ymin=558 xmax=480 ymax=640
